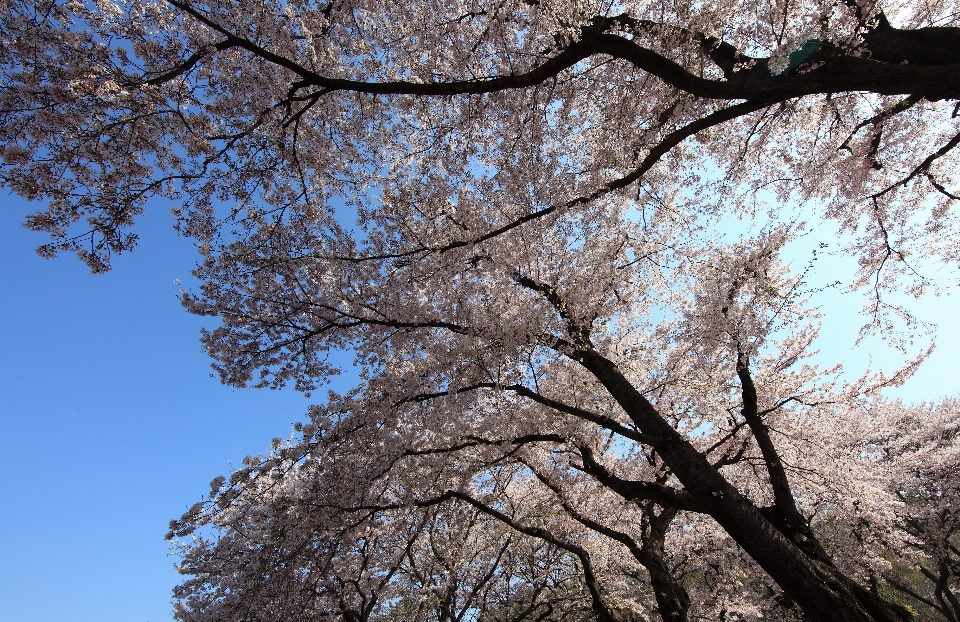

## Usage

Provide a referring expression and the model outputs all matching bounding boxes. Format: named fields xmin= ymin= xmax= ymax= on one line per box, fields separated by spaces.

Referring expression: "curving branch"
xmin=871 ymin=129 xmax=960 ymax=199
xmin=166 ymin=2 xmax=960 ymax=100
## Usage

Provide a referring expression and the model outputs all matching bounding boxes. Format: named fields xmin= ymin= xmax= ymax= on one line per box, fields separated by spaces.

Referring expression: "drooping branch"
xmin=138 ymin=39 xmax=238 ymax=86
xmin=522 ymin=458 xmax=647 ymax=561
xmin=402 ymin=433 xmax=567 ymax=458
xmin=441 ymin=490 xmax=618 ymax=622
xmin=394 ymin=381 xmax=649 ymax=444
xmin=525 ymin=450 xmax=695 ymax=622
xmin=288 ymin=98 xmax=769 ymax=268
xmin=838 ymin=94 xmax=924 ymax=154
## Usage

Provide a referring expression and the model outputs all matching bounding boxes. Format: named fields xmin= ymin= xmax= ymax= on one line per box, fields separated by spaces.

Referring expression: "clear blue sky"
xmin=1 ymin=193 xmax=958 ymax=622
xmin=0 ymin=195 xmax=354 ymax=622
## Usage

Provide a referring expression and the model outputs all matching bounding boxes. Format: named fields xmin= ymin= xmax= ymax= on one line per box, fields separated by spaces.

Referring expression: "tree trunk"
xmin=576 ymin=349 xmax=912 ymax=622
xmin=639 ymin=505 xmax=689 ymax=622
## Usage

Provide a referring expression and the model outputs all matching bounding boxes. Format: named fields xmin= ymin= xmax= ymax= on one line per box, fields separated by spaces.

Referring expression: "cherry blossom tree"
xmin=3 ymin=0 xmax=959 ymax=620
xmin=173 ymin=470 xmax=600 ymax=622
xmin=825 ymin=398 xmax=960 ymax=621
xmin=166 ymin=227 xmax=925 ymax=622
xmin=3 ymin=0 xmax=959 ymax=273
xmin=882 ymin=401 xmax=960 ymax=621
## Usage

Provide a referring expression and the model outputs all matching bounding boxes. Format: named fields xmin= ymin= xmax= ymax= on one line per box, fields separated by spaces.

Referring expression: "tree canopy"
xmin=3 ymin=0 xmax=960 ymax=620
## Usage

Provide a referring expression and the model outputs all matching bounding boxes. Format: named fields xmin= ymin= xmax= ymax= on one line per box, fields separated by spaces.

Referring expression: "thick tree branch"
xmin=505 ymin=384 xmax=650 ymax=445
xmin=576 ymin=444 xmax=704 ymax=513
xmin=737 ymin=353 xmax=835 ymax=564
xmin=735 ymin=355 xmax=800 ymax=519
xmin=169 ymin=3 xmax=960 ymax=103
